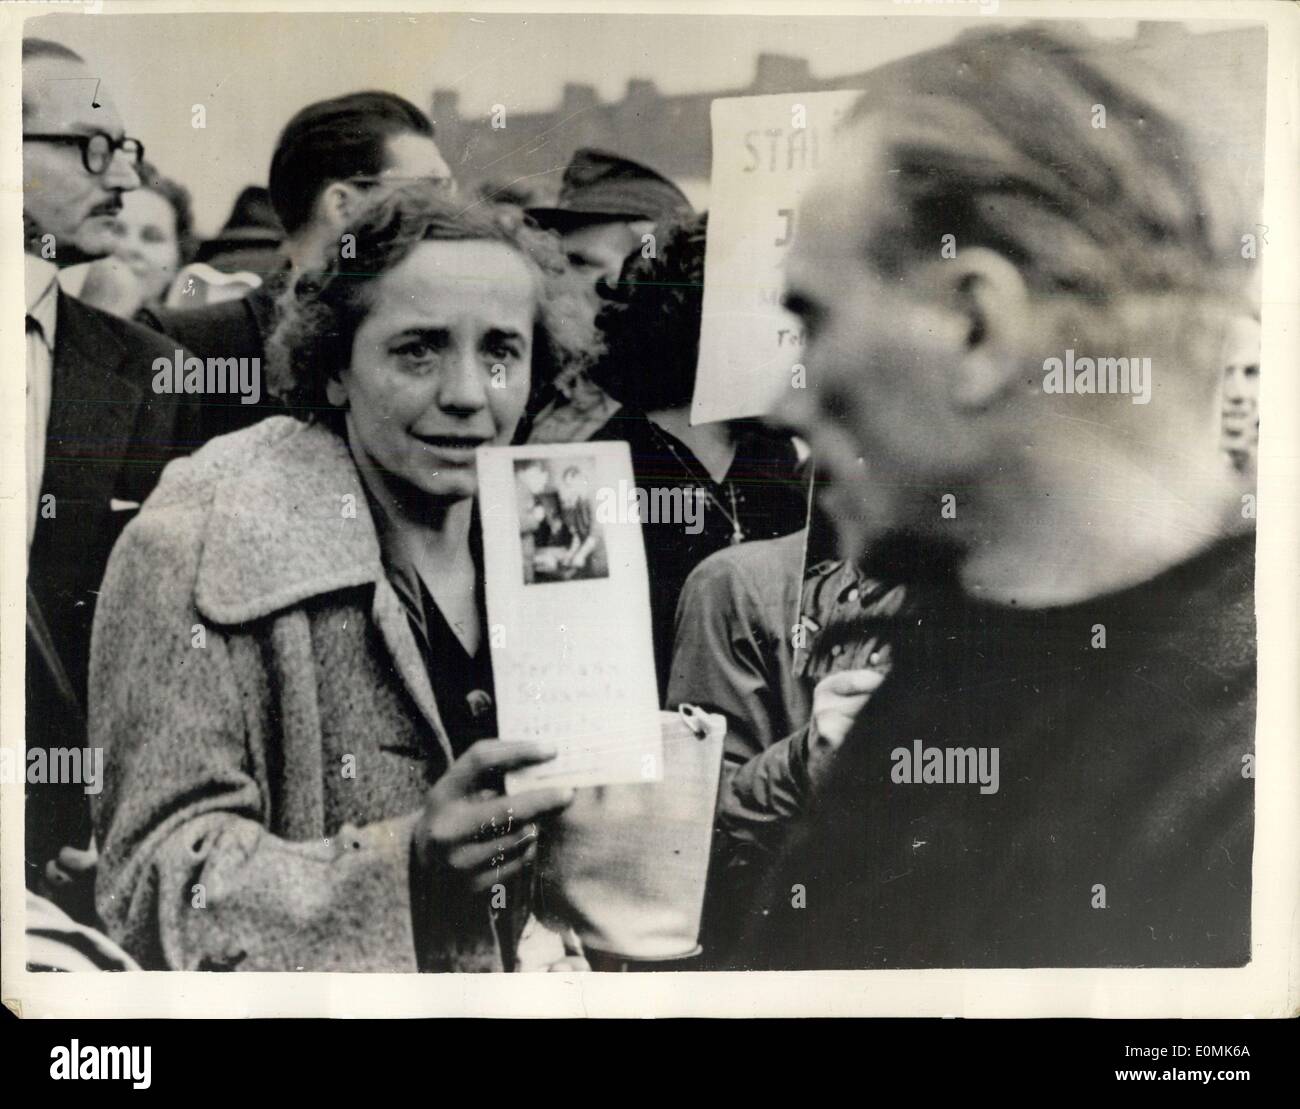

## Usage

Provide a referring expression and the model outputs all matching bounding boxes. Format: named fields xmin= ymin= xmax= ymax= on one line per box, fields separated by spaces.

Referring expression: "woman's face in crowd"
xmin=335 ymin=238 xmax=536 ymax=502
xmin=111 ymin=187 xmax=182 ymax=303
xmin=1220 ymin=315 xmax=1260 ymax=450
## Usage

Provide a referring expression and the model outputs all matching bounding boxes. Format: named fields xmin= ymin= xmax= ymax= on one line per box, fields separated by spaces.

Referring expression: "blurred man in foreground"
xmin=733 ymin=25 xmax=1257 ymax=969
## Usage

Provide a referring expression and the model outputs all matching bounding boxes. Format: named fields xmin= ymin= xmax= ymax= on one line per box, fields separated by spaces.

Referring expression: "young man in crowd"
xmin=1220 ymin=312 xmax=1261 ymax=476
xmin=138 ymin=91 xmax=453 ymax=442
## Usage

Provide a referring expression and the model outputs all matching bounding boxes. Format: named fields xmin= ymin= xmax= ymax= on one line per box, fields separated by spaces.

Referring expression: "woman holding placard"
xmin=89 ymin=182 xmax=596 ymax=972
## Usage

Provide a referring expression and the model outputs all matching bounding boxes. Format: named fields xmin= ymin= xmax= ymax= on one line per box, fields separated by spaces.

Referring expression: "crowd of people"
xmin=20 ymin=23 xmax=1259 ymax=973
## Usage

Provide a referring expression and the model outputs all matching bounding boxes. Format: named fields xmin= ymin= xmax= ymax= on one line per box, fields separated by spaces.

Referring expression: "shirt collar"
xmin=24 ymin=254 xmax=59 ymax=350
xmin=354 ymin=452 xmax=486 ymax=624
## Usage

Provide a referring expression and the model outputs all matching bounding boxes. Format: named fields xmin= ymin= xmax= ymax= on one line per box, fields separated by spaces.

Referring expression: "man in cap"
xmin=194 ymin=185 xmax=284 ymax=276
xmin=527 ymin=148 xmax=694 ymax=443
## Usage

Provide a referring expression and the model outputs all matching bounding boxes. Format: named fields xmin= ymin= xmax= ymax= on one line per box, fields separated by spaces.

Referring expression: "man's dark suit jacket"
xmin=26 ymin=291 xmax=198 ymax=895
xmin=136 ymin=280 xmax=285 ymax=443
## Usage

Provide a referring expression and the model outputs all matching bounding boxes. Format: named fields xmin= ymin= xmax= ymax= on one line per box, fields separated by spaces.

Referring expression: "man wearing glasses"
xmin=21 ymin=38 xmax=197 ymax=943
xmin=21 ymin=45 xmax=143 ymax=265
xmin=137 ymin=90 xmax=454 ymax=442
xmin=22 ymin=129 xmax=145 ymax=261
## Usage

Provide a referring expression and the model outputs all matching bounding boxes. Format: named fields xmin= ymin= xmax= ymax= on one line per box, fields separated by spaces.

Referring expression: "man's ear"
xmin=317 ymin=182 xmax=358 ymax=232
xmin=927 ymin=247 xmax=1031 ymax=411
xmin=325 ymin=376 xmax=349 ymax=409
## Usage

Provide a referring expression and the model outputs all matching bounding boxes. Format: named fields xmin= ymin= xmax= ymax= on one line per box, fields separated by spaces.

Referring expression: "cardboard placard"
xmin=476 ymin=442 xmax=662 ymax=793
xmin=692 ymin=89 xmax=863 ymax=425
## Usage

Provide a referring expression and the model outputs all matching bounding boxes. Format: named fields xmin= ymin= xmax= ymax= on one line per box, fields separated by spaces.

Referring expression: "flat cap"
xmin=528 ymin=148 xmax=692 ymax=231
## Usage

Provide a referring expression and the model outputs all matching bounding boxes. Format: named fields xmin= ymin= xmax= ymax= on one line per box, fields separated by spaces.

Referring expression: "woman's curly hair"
xmin=589 ymin=210 xmax=707 ymax=413
xmin=268 ymin=180 xmax=599 ymax=431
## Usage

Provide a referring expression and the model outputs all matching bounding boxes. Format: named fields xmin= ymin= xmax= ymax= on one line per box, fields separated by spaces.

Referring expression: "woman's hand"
xmin=806 ymin=667 xmax=888 ymax=787
xmin=413 ymin=740 xmax=576 ymax=892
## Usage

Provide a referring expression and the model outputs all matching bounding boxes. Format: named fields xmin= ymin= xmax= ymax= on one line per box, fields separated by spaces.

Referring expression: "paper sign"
xmin=476 ymin=442 xmax=663 ymax=793
xmin=692 ymin=89 xmax=863 ymax=425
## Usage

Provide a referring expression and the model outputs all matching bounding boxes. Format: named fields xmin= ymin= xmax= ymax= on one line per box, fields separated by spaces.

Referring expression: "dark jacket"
xmin=27 ymin=292 xmax=197 ymax=886
xmin=136 ymin=281 xmax=284 ymax=443
xmin=588 ymin=409 xmax=808 ymax=699
xmin=667 ymin=530 xmax=902 ymax=959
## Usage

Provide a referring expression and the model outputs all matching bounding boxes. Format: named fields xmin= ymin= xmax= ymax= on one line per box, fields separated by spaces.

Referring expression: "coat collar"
xmin=192 ymin=418 xmax=456 ymax=762
xmin=194 ymin=419 xmax=383 ymax=625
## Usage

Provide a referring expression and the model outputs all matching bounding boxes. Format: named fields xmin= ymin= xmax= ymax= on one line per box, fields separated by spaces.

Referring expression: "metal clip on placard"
xmin=677 ymin=702 xmax=710 ymax=739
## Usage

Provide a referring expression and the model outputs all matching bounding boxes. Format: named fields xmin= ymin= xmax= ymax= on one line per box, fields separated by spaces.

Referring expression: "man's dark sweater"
xmin=729 ymin=532 xmax=1255 ymax=969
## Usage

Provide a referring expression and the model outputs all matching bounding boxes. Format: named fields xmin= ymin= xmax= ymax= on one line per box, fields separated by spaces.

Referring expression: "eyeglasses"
xmin=23 ymin=131 xmax=145 ymax=175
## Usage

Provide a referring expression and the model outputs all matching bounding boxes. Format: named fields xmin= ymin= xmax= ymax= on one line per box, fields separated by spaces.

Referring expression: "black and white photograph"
xmin=515 ymin=455 xmax=609 ymax=584
xmin=1 ymin=0 xmax=1297 ymax=1039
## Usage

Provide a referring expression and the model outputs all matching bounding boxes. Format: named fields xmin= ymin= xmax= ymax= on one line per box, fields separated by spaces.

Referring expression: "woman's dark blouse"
xmin=368 ymin=499 xmax=498 ymax=759
xmin=589 ymin=408 xmax=810 ymax=700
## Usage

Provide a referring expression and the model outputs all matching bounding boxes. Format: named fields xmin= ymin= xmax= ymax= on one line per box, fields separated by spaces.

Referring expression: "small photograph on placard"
xmin=514 ymin=455 xmax=609 ymax=585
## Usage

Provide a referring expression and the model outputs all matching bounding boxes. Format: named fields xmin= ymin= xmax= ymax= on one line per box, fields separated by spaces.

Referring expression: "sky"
xmin=31 ymin=9 xmax=1161 ymax=236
